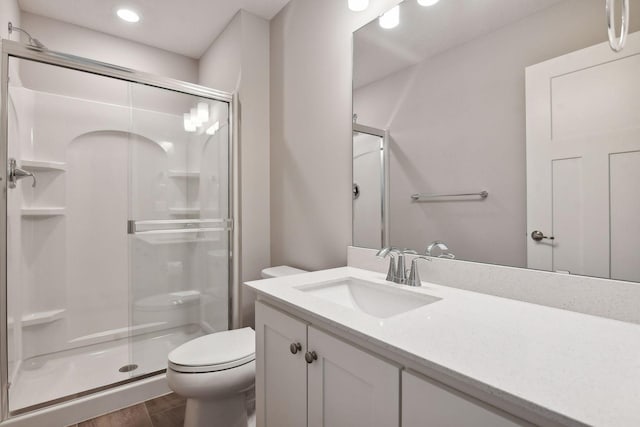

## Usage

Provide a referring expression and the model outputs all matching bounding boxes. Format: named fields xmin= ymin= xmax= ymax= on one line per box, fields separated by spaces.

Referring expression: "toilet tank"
xmin=261 ymin=265 xmax=307 ymax=279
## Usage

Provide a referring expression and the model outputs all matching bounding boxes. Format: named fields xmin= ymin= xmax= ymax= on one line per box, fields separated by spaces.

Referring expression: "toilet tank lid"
xmin=261 ymin=265 xmax=308 ymax=278
xmin=168 ymin=327 xmax=255 ymax=370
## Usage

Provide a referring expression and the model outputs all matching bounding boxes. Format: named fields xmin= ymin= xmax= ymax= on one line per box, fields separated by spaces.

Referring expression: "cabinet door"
xmin=402 ymin=371 xmax=531 ymax=427
xmin=255 ymin=302 xmax=308 ymax=427
xmin=307 ymin=326 xmax=400 ymax=427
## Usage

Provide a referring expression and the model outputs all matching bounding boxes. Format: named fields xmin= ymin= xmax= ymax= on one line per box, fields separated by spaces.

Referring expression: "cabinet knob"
xmin=289 ymin=342 xmax=302 ymax=354
xmin=305 ymin=351 xmax=318 ymax=364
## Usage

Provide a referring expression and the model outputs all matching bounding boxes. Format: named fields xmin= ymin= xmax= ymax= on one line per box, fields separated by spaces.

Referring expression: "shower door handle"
xmin=8 ymin=158 xmax=37 ymax=189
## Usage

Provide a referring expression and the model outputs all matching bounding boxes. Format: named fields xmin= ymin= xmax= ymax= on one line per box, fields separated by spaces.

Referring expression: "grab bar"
xmin=410 ymin=191 xmax=488 ymax=201
xmin=606 ymin=0 xmax=630 ymax=52
xmin=127 ymin=218 xmax=232 ymax=234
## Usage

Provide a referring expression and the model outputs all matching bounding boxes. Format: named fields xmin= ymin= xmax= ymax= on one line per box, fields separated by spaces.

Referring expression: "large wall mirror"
xmin=352 ymin=0 xmax=640 ymax=282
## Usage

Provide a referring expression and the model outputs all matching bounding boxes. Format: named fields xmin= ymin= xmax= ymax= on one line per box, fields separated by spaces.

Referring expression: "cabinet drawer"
xmin=402 ymin=371 xmax=531 ymax=427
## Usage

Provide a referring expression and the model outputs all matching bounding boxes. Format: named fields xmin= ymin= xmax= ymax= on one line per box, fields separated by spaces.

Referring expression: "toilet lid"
xmin=168 ymin=327 xmax=255 ymax=373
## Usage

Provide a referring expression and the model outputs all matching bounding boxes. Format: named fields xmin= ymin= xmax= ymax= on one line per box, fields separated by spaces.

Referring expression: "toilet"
xmin=167 ymin=265 xmax=307 ymax=427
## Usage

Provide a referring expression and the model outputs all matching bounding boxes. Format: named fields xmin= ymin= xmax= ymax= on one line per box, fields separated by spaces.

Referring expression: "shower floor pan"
xmin=9 ymin=324 xmax=204 ymax=413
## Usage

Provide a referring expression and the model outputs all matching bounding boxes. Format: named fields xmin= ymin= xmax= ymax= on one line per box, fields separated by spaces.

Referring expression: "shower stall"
xmin=0 ymin=40 xmax=238 ymax=421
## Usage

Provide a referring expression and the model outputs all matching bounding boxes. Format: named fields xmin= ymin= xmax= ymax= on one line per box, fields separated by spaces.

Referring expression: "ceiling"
xmin=18 ymin=0 xmax=290 ymax=58
xmin=354 ymin=0 xmax=564 ymax=89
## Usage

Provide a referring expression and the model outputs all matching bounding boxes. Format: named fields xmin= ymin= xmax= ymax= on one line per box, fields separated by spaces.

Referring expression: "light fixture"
xmin=190 ymin=107 xmax=203 ymax=127
xmin=379 ymin=5 xmax=399 ymax=29
xmin=183 ymin=113 xmax=196 ymax=132
xmin=417 ymin=0 xmax=440 ymax=6
xmin=206 ymin=121 xmax=220 ymax=136
xmin=348 ymin=0 xmax=369 ymax=12
xmin=116 ymin=8 xmax=140 ymax=23
xmin=197 ymin=102 xmax=209 ymax=123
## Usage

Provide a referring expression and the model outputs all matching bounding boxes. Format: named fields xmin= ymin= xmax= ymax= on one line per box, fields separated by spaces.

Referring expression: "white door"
xmin=307 ymin=326 xmax=400 ymax=427
xmin=526 ymin=32 xmax=640 ymax=281
xmin=255 ymin=302 xmax=308 ymax=427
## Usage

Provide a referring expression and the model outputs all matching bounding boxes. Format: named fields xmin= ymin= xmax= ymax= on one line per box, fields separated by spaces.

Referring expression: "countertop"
xmin=245 ymin=267 xmax=640 ymax=427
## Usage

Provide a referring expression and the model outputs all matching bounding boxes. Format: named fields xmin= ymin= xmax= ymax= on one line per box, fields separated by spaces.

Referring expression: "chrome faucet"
xmin=376 ymin=247 xmax=398 ymax=282
xmin=425 ymin=240 xmax=455 ymax=259
xmin=376 ymin=247 xmax=416 ymax=284
xmin=407 ymin=256 xmax=432 ymax=287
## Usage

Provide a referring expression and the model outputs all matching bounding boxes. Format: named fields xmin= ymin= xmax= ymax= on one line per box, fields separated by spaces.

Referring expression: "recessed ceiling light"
xmin=417 ymin=0 xmax=440 ymax=6
xmin=348 ymin=0 xmax=369 ymax=12
xmin=117 ymin=8 xmax=140 ymax=23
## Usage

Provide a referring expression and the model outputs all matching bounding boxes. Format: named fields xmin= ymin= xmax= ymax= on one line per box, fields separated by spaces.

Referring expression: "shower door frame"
xmin=0 ymin=39 xmax=241 ymax=421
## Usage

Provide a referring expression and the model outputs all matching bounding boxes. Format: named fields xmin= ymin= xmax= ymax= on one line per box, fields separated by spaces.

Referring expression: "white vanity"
xmin=245 ymin=266 xmax=640 ymax=427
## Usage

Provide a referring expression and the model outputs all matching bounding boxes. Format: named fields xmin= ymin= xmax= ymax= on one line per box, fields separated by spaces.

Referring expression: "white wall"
xmin=353 ymin=0 xmax=640 ymax=268
xmin=0 ymin=0 xmax=20 ymax=39
xmin=270 ymin=0 xmax=398 ymax=271
xmin=199 ymin=10 xmax=270 ymax=327
xmin=21 ymin=12 xmax=198 ymax=83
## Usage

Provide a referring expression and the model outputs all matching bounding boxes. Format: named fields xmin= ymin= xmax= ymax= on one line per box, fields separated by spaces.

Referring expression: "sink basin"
xmin=297 ymin=277 xmax=440 ymax=319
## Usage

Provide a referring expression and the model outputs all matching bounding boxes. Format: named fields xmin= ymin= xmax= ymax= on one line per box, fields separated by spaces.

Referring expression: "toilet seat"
xmin=168 ymin=327 xmax=255 ymax=374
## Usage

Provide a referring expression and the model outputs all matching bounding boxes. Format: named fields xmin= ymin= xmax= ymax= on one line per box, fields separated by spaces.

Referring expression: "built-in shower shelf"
xmin=21 ymin=309 xmax=66 ymax=327
xmin=168 ymin=207 xmax=200 ymax=216
xmin=168 ymin=170 xmax=200 ymax=178
xmin=20 ymin=160 xmax=67 ymax=171
xmin=21 ymin=207 xmax=66 ymax=217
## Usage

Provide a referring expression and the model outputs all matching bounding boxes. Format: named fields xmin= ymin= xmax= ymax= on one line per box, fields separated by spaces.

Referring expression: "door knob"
xmin=305 ymin=351 xmax=318 ymax=364
xmin=531 ymin=230 xmax=554 ymax=242
xmin=289 ymin=342 xmax=302 ymax=354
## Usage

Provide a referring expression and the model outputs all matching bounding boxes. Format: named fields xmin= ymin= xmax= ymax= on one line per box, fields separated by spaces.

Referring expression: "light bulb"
xmin=116 ymin=9 xmax=140 ymax=23
xmin=348 ymin=0 xmax=369 ymax=12
xmin=197 ymin=102 xmax=209 ymax=123
xmin=417 ymin=0 xmax=440 ymax=6
xmin=379 ymin=5 xmax=399 ymax=29
xmin=183 ymin=113 xmax=196 ymax=132
xmin=190 ymin=107 xmax=202 ymax=127
xmin=206 ymin=121 xmax=220 ymax=136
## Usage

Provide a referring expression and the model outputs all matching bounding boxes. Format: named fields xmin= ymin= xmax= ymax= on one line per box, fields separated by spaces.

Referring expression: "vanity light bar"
xmin=349 ymin=0 xmax=439 ymax=13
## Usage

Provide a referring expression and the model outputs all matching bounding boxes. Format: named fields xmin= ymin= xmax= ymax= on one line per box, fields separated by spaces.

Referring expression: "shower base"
xmin=9 ymin=324 xmax=204 ymax=412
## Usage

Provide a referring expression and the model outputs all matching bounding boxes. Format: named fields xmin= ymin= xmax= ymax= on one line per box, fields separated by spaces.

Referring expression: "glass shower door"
xmin=3 ymin=52 xmax=233 ymax=416
xmin=5 ymin=57 xmax=136 ymax=413
xmin=126 ymin=83 xmax=231 ymax=378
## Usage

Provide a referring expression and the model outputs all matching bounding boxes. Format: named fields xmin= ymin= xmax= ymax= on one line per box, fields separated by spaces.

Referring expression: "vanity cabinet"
xmin=402 ymin=371 xmax=530 ymax=427
xmin=255 ymin=302 xmax=401 ymax=427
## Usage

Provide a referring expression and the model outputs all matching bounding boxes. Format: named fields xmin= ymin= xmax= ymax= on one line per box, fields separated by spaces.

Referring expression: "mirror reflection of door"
xmin=526 ymin=33 xmax=640 ymax=282
xmin=352 ymin=125 xmax=386 ymax=248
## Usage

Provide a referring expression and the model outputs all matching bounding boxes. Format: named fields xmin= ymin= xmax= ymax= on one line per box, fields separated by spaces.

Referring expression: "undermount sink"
xmin=296 ymin=277 xmax=440 ymax=319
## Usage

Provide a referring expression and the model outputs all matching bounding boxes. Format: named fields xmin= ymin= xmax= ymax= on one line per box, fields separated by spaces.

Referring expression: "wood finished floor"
xmin=68 ymin=393 xmax=186 ymax=427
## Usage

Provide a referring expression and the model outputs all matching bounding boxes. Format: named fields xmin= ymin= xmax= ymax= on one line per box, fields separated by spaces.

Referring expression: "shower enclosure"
xmin=0 ymin=40 xmax=237 ymax=420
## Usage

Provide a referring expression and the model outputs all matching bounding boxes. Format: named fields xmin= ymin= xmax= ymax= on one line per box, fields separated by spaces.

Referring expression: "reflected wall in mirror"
xmin=352 ymin=0 xmax=640 ymax=282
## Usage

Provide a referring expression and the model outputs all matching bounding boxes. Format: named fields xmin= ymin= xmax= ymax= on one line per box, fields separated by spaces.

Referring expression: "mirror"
xmin=353 ymin=122 xmax=388 ymax=248
xmin=353 ymin=0 xmax=640 ymax=282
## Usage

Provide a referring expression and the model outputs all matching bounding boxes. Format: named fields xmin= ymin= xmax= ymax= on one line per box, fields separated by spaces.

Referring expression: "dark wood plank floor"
xmin=68 ymin=393 xmax=186 ymax=427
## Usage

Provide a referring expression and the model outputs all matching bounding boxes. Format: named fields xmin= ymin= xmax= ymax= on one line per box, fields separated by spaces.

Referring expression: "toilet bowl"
xmin=167 ymin=328 xmax=255 ymax=427
xmin=167 ymin=265 xmax=307 ymax=427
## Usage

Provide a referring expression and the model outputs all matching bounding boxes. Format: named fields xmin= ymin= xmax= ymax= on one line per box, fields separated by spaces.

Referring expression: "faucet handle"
xmin=407 ymin=256 xmax=432 ymax=287
xmin=425 ymin=241 xmax=454 ymax=259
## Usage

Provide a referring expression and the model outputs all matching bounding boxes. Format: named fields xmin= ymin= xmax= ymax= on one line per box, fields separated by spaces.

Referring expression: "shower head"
xmin=8 ymin=22 xmax=46 ymax=49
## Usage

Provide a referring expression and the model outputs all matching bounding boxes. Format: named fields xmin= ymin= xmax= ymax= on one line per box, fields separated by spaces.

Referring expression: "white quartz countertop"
xmin=245 ymin=267 xmax=640 ymax=427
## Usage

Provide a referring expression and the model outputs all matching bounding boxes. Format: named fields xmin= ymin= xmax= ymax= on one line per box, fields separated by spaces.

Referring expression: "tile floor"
xmin=69 ymin=393 xmax=186 ymax=427
xmin=68 ymin=389 xmax=256 ymax=427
